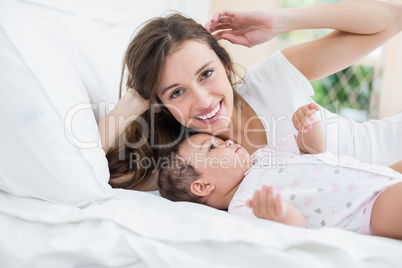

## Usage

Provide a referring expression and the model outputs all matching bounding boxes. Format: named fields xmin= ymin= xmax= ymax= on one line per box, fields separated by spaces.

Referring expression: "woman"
xmin=98 ymin=1 xmax=402 ymax=191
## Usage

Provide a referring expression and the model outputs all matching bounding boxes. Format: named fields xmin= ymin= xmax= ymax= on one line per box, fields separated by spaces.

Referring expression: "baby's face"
xmin=179 ymin=133 xmax=253 ymax=197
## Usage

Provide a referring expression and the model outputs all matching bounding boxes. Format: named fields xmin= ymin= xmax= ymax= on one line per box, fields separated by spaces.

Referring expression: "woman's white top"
xmin=235 ymin=51 xmax=402 ymax=166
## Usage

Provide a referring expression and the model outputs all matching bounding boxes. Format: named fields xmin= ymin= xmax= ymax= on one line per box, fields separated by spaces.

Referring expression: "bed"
xmin=1 ymin=0 xmax=402 ymax=267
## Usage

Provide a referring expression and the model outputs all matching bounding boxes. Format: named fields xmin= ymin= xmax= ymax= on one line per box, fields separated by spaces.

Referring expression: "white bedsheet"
xmin=2 ymin=189 xmax=402 ymax=267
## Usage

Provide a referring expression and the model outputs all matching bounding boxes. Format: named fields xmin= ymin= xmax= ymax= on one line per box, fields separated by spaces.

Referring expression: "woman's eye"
xmin=200 ymin=70 xmax=213 ymax=80
xmin=209 ymin=144 xmax=216 ymax=151
xmin=170 ymin=89 xmax=184 ymax=99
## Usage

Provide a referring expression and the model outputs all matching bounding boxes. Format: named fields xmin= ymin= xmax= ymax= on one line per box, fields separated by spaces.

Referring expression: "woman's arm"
xmin=247 ymin=185 xmax=306 ymax=228
xmin=292 ymin=103 xmax=324 ymax=154
xmin=98 ymin=88 xmax=149 ymax=154
xmin=280 ymin=1 xmax=402 ymax=81
xmin=207 ymin=1 xmax=402 ymax=81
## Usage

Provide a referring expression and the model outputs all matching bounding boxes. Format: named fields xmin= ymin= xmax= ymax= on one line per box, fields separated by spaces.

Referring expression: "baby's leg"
xmin=371 ymin=182 xmax=402 ymax=239
xmin=389 ymin=160 xmax=402 ymax=174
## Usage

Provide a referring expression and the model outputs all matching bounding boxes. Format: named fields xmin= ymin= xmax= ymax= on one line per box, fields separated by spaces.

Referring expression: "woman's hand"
xmin=98 ymin=88 xmax=149 ymax=154
xmin=292 ymin=103 xmax=320 ymax=134
xmin=205 ymin=10 xmax=280 ymax=48
xmin=127 ymin=88 xmax=150 ymax=114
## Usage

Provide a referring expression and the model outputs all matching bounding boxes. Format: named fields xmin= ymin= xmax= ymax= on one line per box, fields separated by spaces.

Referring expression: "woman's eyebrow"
xmin=195 ymin=61 xmax=214 ymax=75
xmin=161 ymin=83 xmax=179 ymax=96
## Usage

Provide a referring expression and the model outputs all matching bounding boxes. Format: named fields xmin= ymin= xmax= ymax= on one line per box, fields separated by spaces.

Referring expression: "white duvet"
xmin=2 ymin=189 xmax=402 ymax=267
xmin=1 ymin=0 xmax=402 ymax=267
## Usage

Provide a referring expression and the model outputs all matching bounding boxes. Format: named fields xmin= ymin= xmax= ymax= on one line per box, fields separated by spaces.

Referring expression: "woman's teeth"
xmin=197 ymin=102 xmax=220 ymax=120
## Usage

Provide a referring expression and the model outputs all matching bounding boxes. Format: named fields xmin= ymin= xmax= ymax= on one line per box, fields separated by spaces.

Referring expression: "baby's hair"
xmin=157 ymin=136 xmax=207 ymax=205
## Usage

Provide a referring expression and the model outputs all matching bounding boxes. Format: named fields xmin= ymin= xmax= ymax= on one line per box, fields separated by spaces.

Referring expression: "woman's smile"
xmin=194 ymin=100 xmax=223 ymax=124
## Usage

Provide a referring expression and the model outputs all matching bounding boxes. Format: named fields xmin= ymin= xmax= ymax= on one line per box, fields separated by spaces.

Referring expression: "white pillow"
xmin=47 ymin=15 xmax=123 ymax=123
xmin=0 ymin=0 xmax=111 ymax=206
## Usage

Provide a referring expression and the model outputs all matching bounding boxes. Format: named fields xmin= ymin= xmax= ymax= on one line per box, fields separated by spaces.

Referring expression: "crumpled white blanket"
xmin=1 ymin=189 xmax=402 ymax=267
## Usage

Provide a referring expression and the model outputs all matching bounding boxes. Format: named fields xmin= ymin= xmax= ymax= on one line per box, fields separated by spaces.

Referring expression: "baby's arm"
xmin=246 ymin=186 xmax=306 ymax=228
xmin=292 ymin=103 xmax=324 ymax=154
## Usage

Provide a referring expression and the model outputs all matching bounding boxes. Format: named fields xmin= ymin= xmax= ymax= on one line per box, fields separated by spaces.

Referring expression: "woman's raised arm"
xmin=207 ymin=1 xmax=402 ymax=81
xmin=98 ymin=88 xmax=149 ymax=154
xmin=280 ymin=1 xmax=402 ymax=81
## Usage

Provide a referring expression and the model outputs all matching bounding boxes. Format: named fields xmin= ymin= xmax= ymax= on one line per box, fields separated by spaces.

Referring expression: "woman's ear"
xmin=190 ymin=179 xmax=215 ymax=197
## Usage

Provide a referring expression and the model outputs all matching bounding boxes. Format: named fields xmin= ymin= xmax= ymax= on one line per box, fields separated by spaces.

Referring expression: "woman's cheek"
xmin=165 ymin=104 xmax=187 ymax=123
xmin=171 ymin=110 xmax=184 ymax=124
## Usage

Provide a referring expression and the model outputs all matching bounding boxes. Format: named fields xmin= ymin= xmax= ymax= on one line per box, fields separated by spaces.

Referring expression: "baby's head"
xmin=158 ymin=133 xmax=253 ymax=209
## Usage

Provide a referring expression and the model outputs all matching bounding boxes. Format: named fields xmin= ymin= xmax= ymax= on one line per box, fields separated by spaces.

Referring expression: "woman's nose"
xmin=193 ymin=87 xmax=212 ymax=108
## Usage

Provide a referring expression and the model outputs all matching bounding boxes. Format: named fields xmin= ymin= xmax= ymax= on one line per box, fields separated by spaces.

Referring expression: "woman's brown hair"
xmin=107 ymin=12 xmax=241 ymax=190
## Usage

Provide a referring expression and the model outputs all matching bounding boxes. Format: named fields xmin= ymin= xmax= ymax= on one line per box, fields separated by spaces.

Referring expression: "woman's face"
xmin=156 ymin=40 xmax=234 ymax=136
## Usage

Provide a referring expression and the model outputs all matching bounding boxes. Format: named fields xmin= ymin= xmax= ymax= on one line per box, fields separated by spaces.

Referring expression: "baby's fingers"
xmin=263 ymin=186 xmax=281 ymax=217
xmin=293 ymin=111 xmax=311 ymax=132
xmin=262 ymin=186 xmax=285 ymax=221
xmin=263 ymin=186 xmax=275 ymax=209
xmin=274 ymin=193 xmax=286 ymax=218
xmin=301 ymin=104 xmax=317 ymax=123
xmin=252 ymin=189 xmax=262 ymax=216
xmin=261 ymin=186 xmax=277 ymax=217
xmin=307 ymin=102 xmax=320 ymax=111
xmin=294 ymin=104 xmax=319 ymax=132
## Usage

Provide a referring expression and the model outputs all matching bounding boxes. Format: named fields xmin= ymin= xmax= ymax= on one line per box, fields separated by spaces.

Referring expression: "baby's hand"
xmin=246 ymin=185 xmax=287 ymax=222
xmin=292 ymin=103 xmax=320 ymax=133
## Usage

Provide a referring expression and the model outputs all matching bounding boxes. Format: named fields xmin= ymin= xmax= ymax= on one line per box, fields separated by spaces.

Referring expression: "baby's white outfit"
xmin=228 ymin=135 xmax=402 ymax=234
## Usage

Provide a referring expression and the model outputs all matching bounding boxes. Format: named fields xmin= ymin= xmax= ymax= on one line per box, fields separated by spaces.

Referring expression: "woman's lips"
xmin=195 ymin=100 xmax=223 ymax=124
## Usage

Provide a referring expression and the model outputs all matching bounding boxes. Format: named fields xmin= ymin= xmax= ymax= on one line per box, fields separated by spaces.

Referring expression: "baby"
xmin=158 ymin=104 xmax=402 ymax=239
